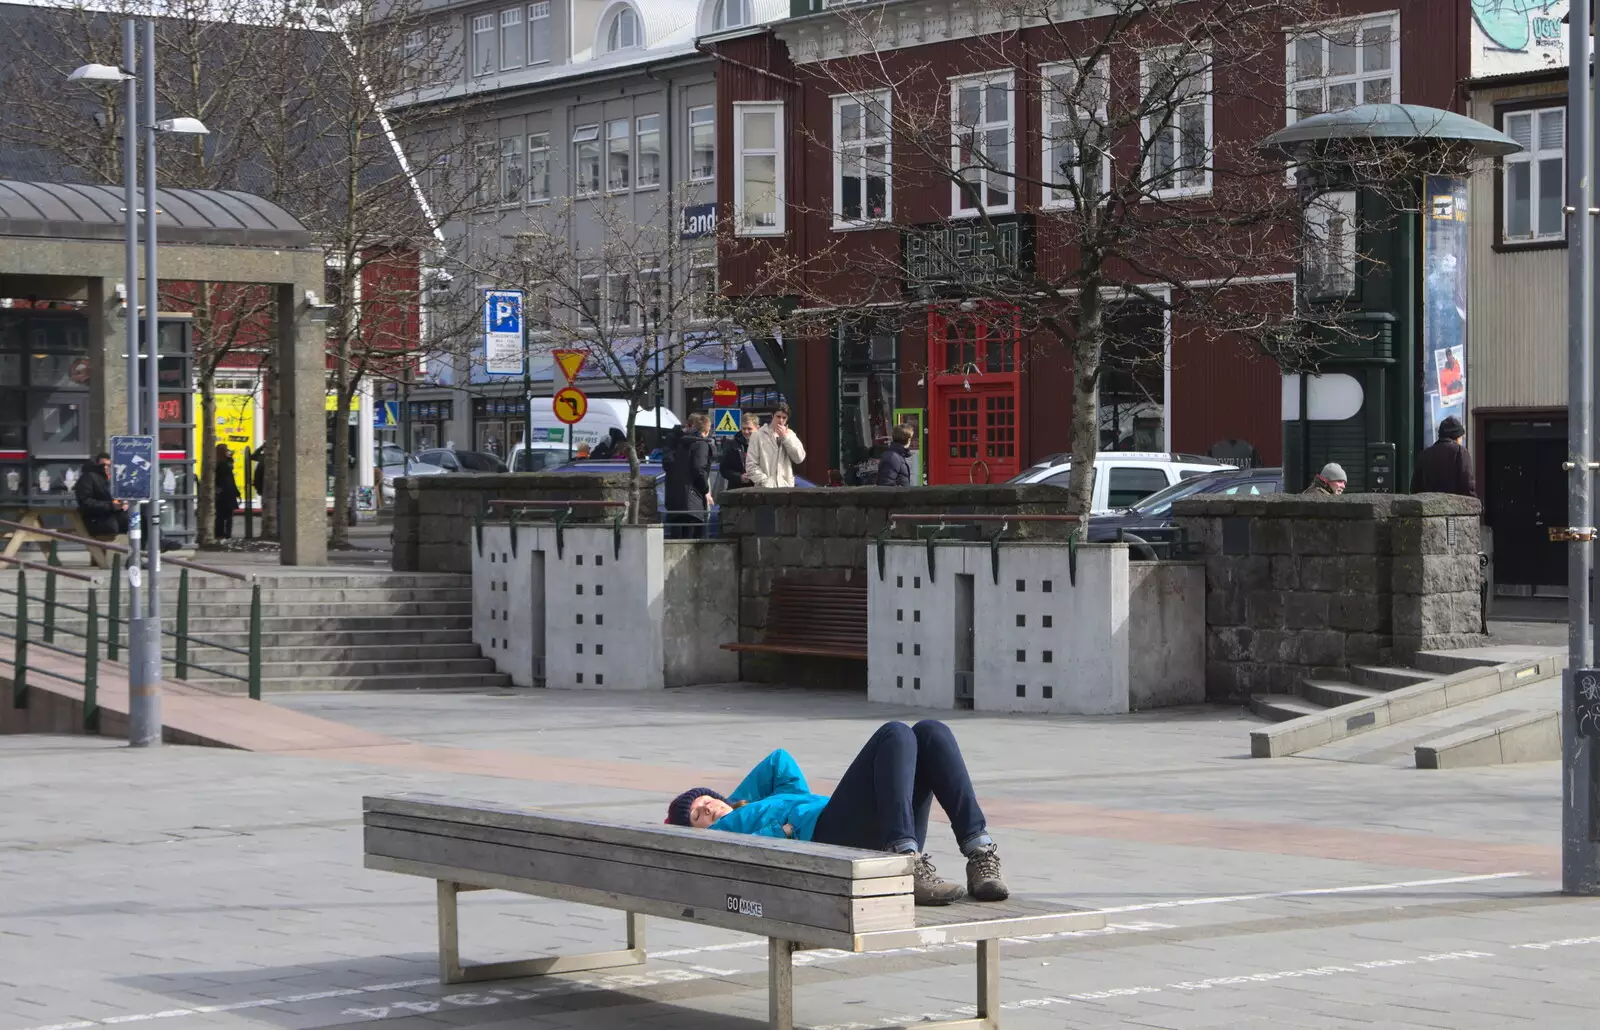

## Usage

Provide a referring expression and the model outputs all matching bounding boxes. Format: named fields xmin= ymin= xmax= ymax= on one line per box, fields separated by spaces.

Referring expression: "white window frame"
xmin=1503 ymin=105 xmax=1566 ymax=244
xmin=470 ymin=12 xmax=496 ymax=76
xmin=606 ymin=5 xmax=640 ymax=52
xmin=605 ymin=118 xmax=631 ymax=192
xmin=527 ymin=1 xmax=551 ymax=64
xmin=1285 ymin=13 xmax=1399 ymax=125
xmin=714 ymin=0 xmax=749 ymax=30
xmin=500 ymin=135 xmax=524 ymax=204
xmin=688 ymin=105 xmax=715 ymax=182
xmin=635 ymin=114 xmax=662 ymax=189
xmin=1140 ymin=47 xmax=1212 ymax=199
xmin=473 ymin=140 xmax=498 ymax=207
xmin=572 ymin=124 xmax=601 ymax=196
xmin=687 ymin=248 xmax=717 ymax=323
xmin=949 ymin=71 xmax=1015 ymax=217
xmin=499 ymin=7 xmax=524 ymax=70
xmin=832 ymin=90 xmax=892 ymax=229
xmin=733 ymin=101 xmax=785 ymax=236
xmin=527 ymin=131 xmax=551 ymax=202
xmin=1041 ymin=59 xmax=1110 ymax=210
xmin=577 ymin=265 xmax=602 ymax=325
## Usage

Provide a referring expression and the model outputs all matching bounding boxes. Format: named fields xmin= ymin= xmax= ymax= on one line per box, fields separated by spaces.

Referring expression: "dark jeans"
xmin=665 ymin=512 xmax=706 ymax=540
xmin=214 ymin=504 xmax=234 ymax=540
xmin=812 ymin=720 xmax=988 ymax=854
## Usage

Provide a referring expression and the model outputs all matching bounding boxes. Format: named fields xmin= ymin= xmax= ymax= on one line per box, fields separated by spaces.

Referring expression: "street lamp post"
xmin=70 ymin=19 xmax=208 ymax=748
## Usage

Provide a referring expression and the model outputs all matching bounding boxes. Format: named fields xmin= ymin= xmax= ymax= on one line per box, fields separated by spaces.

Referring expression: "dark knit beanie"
xmin=666 ymin=787 xmax=726 ymax=827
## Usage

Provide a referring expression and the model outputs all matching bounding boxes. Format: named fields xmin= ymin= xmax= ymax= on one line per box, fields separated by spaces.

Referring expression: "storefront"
xmin=407 ymin=398 xmax=454 ymax=451
xmin=834 ymin=318 xmax=899 ymax=485
xmin=471 ymin=397 xmax=526 ymax=460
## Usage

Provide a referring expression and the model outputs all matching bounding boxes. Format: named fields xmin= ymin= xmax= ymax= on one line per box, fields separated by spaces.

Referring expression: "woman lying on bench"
xmin=665 ymin=720 xmax=1007 ymax=906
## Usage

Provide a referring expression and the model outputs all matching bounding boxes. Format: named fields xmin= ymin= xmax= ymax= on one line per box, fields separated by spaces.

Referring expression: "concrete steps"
xmin=193 ymin=671 xmax=511 ymax=693
xmin=1248 ymin=646 xmax=1566 ymax=763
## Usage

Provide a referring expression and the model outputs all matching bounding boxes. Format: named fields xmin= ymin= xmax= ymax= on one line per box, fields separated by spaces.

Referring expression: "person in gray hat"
xmin=1304 ymin=462 xmax=1348 ymax=495
xmin=1412 ymin=416 xmax=1476 ymax=496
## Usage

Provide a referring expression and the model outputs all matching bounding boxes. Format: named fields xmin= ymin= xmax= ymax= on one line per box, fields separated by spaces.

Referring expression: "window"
xmin=687 ymin=248 xmax=717 ymax=321
xmin=500 ymin=7 xmax=524 ymax=69
xmin=1504 ymin=106 xmax=1565 ymax=243
xmin=689 ymin=105 xmax=715 ymax=181
xmin=713 ymin=0 xmax=749 ymax=30
xmin=1107 ymin=468 xmax=1171 ymax=509
xmin=473 ymin=140 xmax=498 ymax=206
xmin=1142 ymin=48 xmax=1211 ymax=196
xmin=1042 ymin=59 xmax=1110 ymax=208
xmin=951 ymin=73 xmax=1014 ymax=215
xmin=401 ymin=29 xmax=425 ymax=87
xmin=471 ymin=12 xmax=495 ymax=76
xmin=499 ymin=136 xmax=524 ymax=203
xmin=734 ymin=102 xmax=784 ymax=235
xmin=833 ymin=92 xmax=890 ymax=226
xmin=527 ymin=132 xmax=550 ymax=202
xmin=606 ymin=118 xmax=631 ymax=190
xmin=573 ymin=124 xmax=601 ymax=195
xmin=638 ymin=267 xmax=663 ymax=326
xmin=578 ymin=266 xmax=601 ymax=323
xmin=606 ymin=6 xmax=640 ymax=51
xmin=1303 ymin=189 xmax=1357 ymax=299
xmin=607 ymin=272 xmax=633 ymax=328
xmin=1287 ymin=15 xmax=1397 ymax=122
xmin=528 ymin=2 xmax=551 ymax=64
xmin=636 ymin=114 xmax=661 ymax=187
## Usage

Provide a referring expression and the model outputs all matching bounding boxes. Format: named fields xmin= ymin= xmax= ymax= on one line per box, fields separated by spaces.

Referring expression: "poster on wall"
xmin=1422 ymin=175 xmax=1469 ymax=448
xmin=1470 ymin=0 xmax=1569 ymax=78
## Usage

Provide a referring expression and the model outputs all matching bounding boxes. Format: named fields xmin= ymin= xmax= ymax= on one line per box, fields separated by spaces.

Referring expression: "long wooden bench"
xmin=1 ymin=508 xmax=126 ymax=569
xmin=364 ymin=793 xmax=1104 ymax=1030
xmin=721 ymin=577 xmax=868 ymax=660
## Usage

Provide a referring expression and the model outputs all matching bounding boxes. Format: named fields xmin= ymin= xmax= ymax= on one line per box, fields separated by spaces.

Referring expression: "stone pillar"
xmin=86 ymin=276 xmax=127 ymax=450
xmin=277 ymin=281 xmax=327 ymax=566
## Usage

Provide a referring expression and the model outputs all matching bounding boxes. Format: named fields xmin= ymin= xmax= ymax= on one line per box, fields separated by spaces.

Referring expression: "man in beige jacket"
xmin=745 ymin=403 xmax=807 ymax=487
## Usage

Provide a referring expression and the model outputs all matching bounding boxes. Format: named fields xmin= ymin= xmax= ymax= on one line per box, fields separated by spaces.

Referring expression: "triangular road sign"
xmin=715 ymin=409 xmax=741 ymax=434
xmin=553 ymin=349 xmax=588 ymax=384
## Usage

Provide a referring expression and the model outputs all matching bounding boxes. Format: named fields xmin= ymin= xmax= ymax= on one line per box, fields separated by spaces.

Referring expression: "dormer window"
xmin=713 ymin=0 xmax=749 ymax=30
xmin=606 ymin=6 xmax=640 ymax=51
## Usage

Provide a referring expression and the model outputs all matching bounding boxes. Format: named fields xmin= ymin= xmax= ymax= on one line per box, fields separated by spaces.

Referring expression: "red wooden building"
xmin=705 ymin=0 xmax=1471 ymax=485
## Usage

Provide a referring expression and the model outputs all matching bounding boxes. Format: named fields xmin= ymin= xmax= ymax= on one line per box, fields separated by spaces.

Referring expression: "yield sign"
xmin=553 ymin=349 xmax=588 ymax=384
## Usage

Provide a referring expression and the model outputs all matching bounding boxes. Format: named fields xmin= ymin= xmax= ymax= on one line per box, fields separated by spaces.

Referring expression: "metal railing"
xmin=0 ymin=518 xmax=264 ymax=706
xmin=0 ymin=559 xmax=103 ymax=730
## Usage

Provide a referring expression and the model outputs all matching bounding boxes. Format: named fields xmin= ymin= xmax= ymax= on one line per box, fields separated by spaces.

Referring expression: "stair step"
xmin=1249 ymin=693 xmax=1326 ymax=723
xmin=191 ymin=642 xmax=485 ymax=661
xmin=183 ymin=657 xmax=500 ymax=677
xmin=182 ymin=615 xmax=470 ymax=633
xmin=185 ymin=629 xmax=475 ymax=648
xmin=1299 ymin=679 xmax=1386 ymax=709
xmin=171 ymin=602 xmax=472 ymax=618
xmin=191 ymin=671 xmax=513 ymax=693
xmin=1351 ymin=665 xmax=1435 ymax=690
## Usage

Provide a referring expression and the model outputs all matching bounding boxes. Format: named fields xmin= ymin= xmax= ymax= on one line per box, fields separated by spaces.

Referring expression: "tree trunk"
xmin=624 ymin=400 xmax=641 ymax=525
xmin=196 ymin=371 xmax=217 ymax=546
xmin=1066 ymin=291 xmax=1102 ymax=520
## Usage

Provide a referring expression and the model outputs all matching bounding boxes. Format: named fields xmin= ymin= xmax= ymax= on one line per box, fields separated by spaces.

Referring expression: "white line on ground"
xmin=2 ymin=872 xmax=1533 ymax=1030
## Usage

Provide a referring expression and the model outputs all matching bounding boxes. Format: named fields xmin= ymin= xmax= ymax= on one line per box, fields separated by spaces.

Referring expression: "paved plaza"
xmin=2 ymin=685 xmax=1596 ymax=1030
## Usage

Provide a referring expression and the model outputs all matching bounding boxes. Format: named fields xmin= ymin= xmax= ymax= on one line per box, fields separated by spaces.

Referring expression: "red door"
xmin=928 ymin=305 xmax=1021 ymax=484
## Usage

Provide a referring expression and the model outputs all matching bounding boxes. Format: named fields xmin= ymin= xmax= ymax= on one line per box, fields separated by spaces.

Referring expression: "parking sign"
xmin=483 ymin=289 xmax=524 ymax=376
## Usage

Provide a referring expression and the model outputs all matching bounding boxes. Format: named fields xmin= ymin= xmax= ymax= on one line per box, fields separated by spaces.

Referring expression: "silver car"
xmin=377 ymin=442 xmax=447 ymax=504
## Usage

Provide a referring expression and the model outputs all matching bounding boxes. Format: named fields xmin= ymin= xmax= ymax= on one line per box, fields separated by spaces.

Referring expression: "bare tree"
xmin=751 ymin=0 xmax=1434 ymax=512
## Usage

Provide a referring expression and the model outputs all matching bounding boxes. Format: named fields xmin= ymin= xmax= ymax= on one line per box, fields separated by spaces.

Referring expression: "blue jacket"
xmin=710 ymin=749 xmax=829 ymax=841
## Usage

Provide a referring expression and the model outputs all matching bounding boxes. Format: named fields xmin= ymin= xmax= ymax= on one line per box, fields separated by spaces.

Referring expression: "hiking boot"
xmin=965 ymin=843 xmax=1010 ymax=902
xmin=911 ymin=853 xmax=965 ymax=905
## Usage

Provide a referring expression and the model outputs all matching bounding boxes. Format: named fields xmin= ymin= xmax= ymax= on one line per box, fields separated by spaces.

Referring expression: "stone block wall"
xmin=718 ymin=486 xmax=1076 ymax=685
xmin=1174 ymin=493 xmax=1485 ymax=703
xmin=392 ymin=472 xmax=658 ymax=573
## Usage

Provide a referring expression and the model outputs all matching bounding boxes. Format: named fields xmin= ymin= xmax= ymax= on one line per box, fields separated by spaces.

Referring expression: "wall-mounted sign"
xmin=902 ymin=215 xmax=1033 ymax=293
xmin=681 ymin=203 xmax=717 ymax=239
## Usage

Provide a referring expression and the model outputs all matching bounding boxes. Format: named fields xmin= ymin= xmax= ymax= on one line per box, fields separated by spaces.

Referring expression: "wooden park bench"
xmin=1 ymin=508 xmax=126 ymax=569
xmin=364 ymin=793 xmax=1104 ymax=1030
xmin=721 ymin=577 xmax=868 ymax=661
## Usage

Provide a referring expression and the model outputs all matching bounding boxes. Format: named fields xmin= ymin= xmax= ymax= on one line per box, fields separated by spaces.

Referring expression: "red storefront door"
xmin=928 ymin=306 xmax=1021 ymax=484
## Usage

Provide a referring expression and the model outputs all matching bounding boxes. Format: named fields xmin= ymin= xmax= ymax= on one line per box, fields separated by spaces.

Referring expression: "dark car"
xmin=416 ymin=448 xmax=508 ymax=473
xmin=1087 ymin=467 xmax=1283 ymax=544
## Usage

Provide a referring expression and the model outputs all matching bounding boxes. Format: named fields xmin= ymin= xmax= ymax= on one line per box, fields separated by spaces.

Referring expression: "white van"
xmin=509 ymin=398 xmax=682 ymax=471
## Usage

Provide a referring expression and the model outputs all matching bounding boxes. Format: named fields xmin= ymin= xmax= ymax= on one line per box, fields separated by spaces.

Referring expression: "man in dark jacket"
xmin=876 ymin=424 xmax=916 ymax=487
xmin=664 ymin=413 xmax=714 ymax=539
xmin=1412 ymin=416 xmax=1476 ymax=496
xmin=719 ymin=413 xmax=757 ymax=490
xmin=74 ymin=452 xmax=129 ymax=539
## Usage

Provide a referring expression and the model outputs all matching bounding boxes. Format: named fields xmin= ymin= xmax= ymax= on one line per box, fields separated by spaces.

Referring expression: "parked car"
xmin=376 ymin=442 xmax=446 ymax=505
xmin=1087 ymin=467 xmax=1284 ymax=543
xmin=416 ymin=448 xmax=508 ymax=473
xmin=1007 ymin=451 xmax=1235 ymax=513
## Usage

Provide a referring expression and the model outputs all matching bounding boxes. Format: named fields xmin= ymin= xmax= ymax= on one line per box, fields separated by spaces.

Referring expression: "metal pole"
xmin=121 ymin=16 xmax=149 ymax=738
xmin=1564 ymin=0 xmax=1597 ymax=894
xmin=129 ymin=16 xmax=163 ymax=747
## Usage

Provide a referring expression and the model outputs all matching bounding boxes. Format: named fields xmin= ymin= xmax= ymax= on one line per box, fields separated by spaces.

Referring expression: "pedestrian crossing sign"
xmin=713 ymin=407 xmax=741 ymax=436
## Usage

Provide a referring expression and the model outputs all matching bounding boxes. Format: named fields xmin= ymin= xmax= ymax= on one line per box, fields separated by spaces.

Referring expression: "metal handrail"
xmin=5 ymin=568 xmax=99 ymax=730
xmin=0 ymin=553 xmax=98 ymax=582
xmin=0 ymin=517 xmax=132 ymax=554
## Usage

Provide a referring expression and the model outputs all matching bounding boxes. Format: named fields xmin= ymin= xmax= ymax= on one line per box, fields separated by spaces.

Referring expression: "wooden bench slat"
xmin=722 ymin=643 xmax=869 ymax=659
xmin=367 ymin=812 xmax=912 ymax=898
xmin=725 ymin=577 xmax=869 ymax=662
xmin=364 ymin=794 xmax=911 ymax=877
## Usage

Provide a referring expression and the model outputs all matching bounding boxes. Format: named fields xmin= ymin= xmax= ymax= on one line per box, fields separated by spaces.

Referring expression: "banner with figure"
xmin=1422 ymin=175 xmax=1469 ymax=448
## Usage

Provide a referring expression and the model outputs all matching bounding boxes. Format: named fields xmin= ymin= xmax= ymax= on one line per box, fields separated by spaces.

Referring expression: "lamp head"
xmin=69 ymin=63 xmax=132 ymax=83
xmin=156 ymin=117 xmax=210 ymax=135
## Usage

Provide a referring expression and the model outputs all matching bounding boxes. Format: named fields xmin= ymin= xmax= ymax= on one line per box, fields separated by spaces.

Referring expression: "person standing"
xmin=1303 ymin=463 xmax=1347 ymax=495
xmin=720 ymin=413 xmax=758 ymax=490
xmin=745 ymin=403 xmax=807 ymax=488
xmin=213 ymin=444 xmax=240 ymax=540
xmin=876 ymin=424 xmax=916 ymax=487
xmin=74 ymin=452 xmax=129 ymax=539
xmin=664 ymin=413 xmax=714 ymax=538
xmin=1412 ymin=416 xmax=1476 ymax=496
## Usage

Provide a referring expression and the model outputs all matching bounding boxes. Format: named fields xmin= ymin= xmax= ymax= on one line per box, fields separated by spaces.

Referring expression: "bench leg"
xmin=434 ymin=880 xmax=647 ymax=984
xmin=768 ymin=938 xmax=795 ymax=1030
